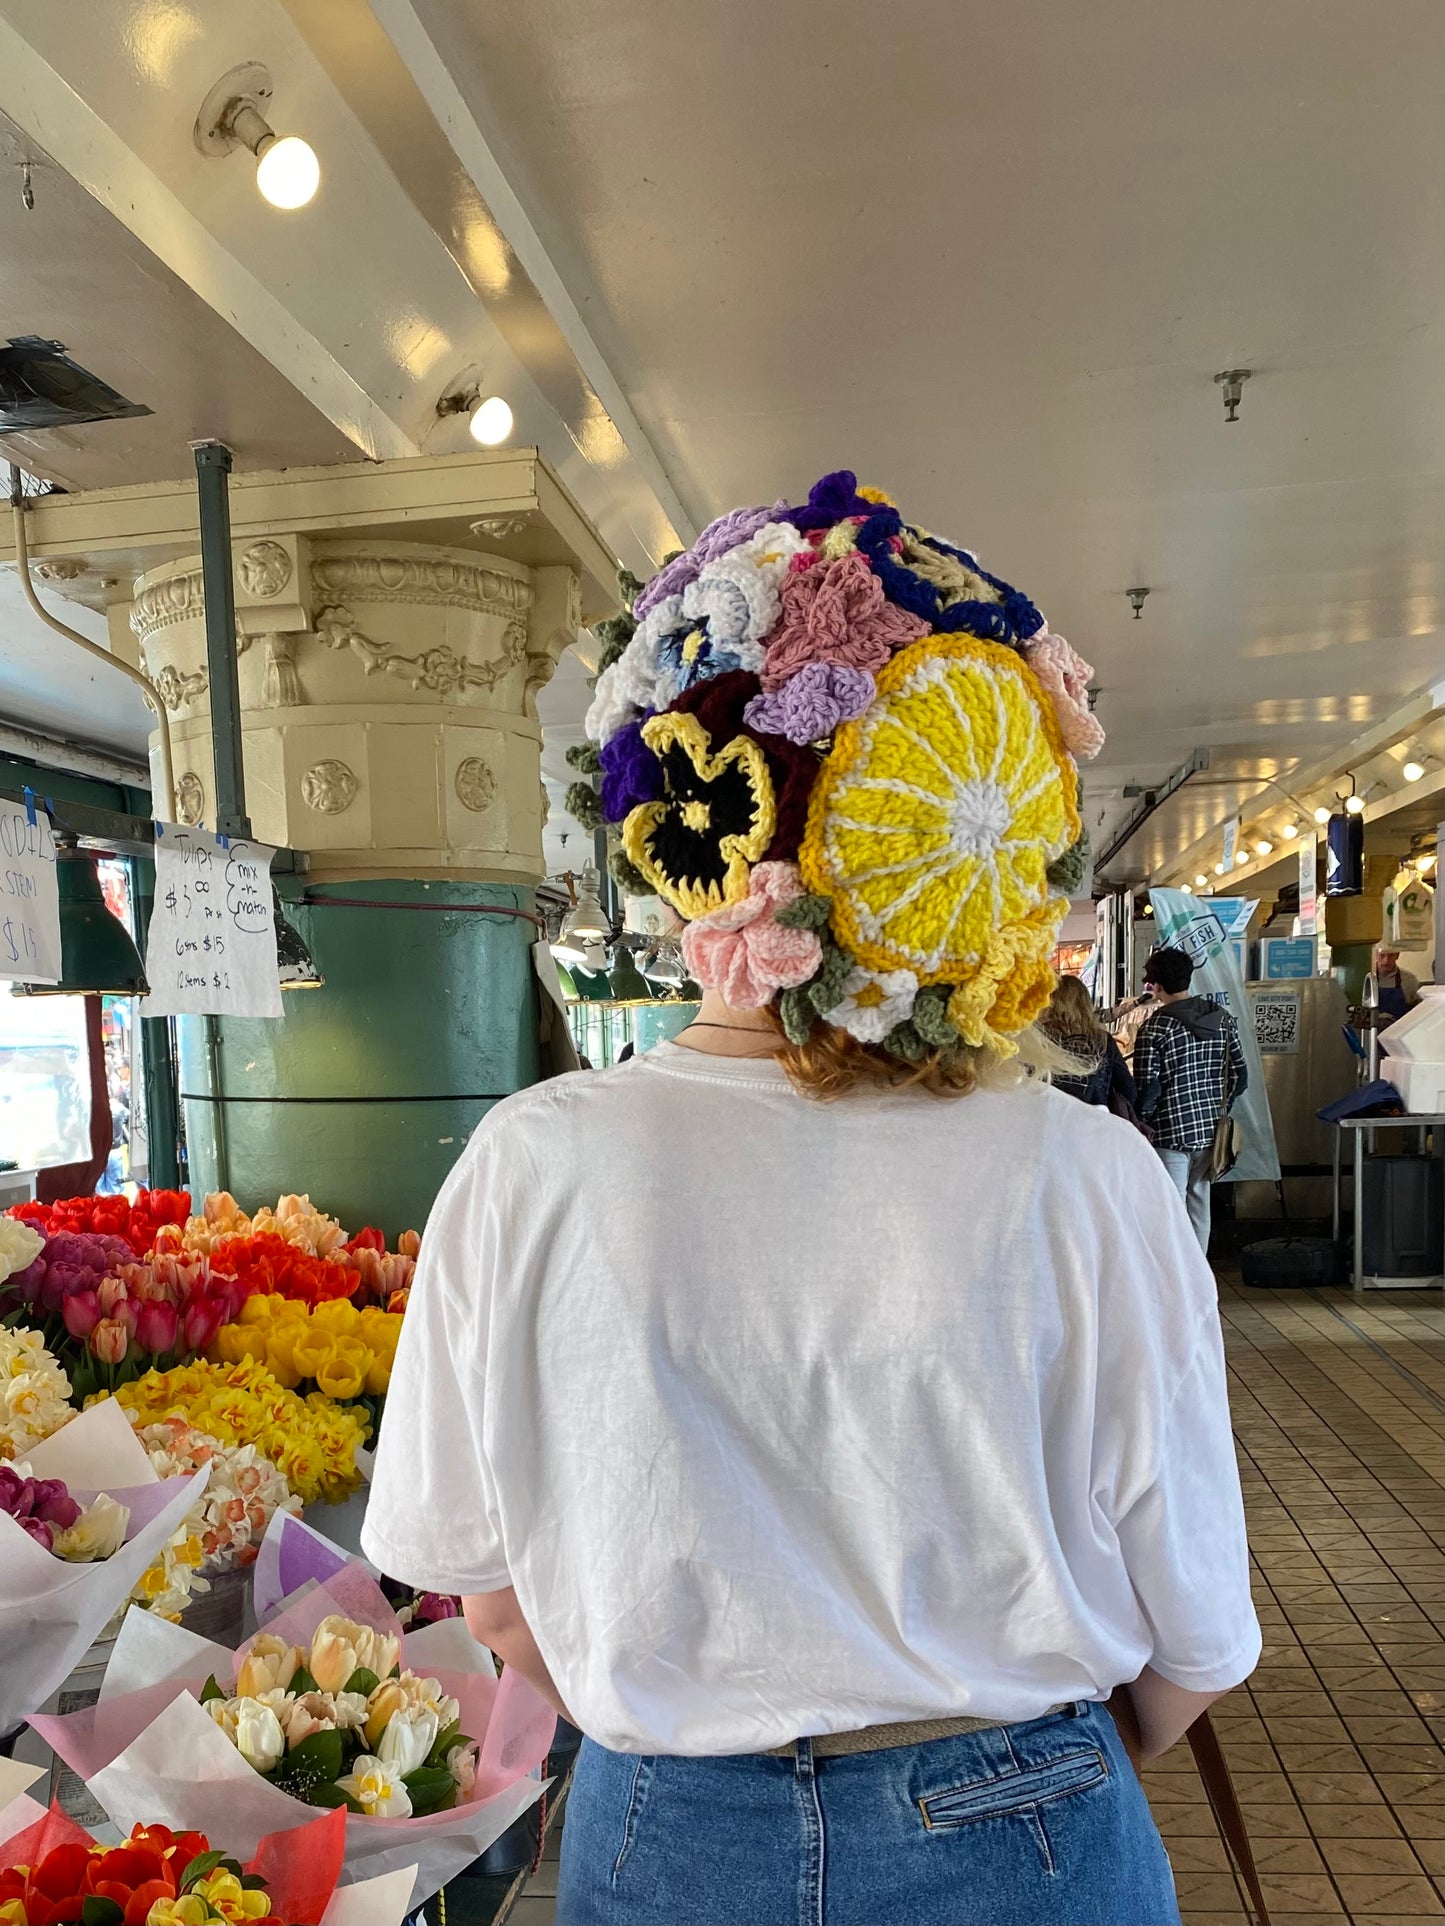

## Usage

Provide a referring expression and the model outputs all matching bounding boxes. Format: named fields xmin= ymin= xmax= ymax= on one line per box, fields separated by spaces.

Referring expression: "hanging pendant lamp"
xmin=12 ymin=849 xmax=148 ymax=996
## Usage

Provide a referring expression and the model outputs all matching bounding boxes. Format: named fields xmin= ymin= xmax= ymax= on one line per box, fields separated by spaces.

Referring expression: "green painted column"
xmin=177 ymin=879 xmax=539 ymax=1237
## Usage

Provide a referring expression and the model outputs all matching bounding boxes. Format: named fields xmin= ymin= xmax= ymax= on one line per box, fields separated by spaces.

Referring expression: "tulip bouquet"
xmin=208 ymin=1297 xmax=401 ymax=1421
xmin=0 ymin=1777 xmax=418 ymax=1926
xmin=0 ymin=1399 xmax=208 ymax=1742
xmin=35 ymin=1564 xmax=556 ymax=1909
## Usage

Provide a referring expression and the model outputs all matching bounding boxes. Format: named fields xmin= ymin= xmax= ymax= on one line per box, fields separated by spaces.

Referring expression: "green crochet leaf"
xmin=773 ymin=893 xmax=833 ymax=931
xmin=565 ymin=741 xmax=602 ymax=775
xmin=806 ymin=939 xmax=853 ymax=1015
xmin=565 ymin=781 xmax=606 ymax=832
xmin=608 ymin=848 xmax=652 ymax=897
xmin=882 ymin=1020 xmax=927 ymax=1064
xmin=911 ymin=986 xmax=961 ymax=1051
xmin=618 ymin=567 xmax=645 ymax=612
xmin=778 ymin=986 xmax=816 ymax=1045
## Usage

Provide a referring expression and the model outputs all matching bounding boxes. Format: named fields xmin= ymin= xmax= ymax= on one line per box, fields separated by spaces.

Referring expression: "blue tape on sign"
xmin=21 ymin=787 xmax=35 ymax=826
xmin=155 ymin=822 xmax=164 ymax=837
xmin=217 ymin=834 xmax=230 ymax=849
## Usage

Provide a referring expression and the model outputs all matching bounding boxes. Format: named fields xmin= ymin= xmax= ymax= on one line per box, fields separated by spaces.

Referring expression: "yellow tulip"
xmin=364 ymin=1351 xmax=392 ymax=1396
xmin=263 ymin=1334 xmax=303 ymax=1390
xmin=289 ymin=1331 xmax=334 ymax=1382
xmin=315 ymin=1344 xmax=366 ymax=1402
xmin=309 ymin=1298 xmax=361 ymax=1336
xmin=214 ymin=1323 xmax=264 ymax=1367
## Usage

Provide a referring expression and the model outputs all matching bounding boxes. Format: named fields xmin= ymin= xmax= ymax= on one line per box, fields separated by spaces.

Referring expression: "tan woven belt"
xmin=766 ymin=1713 xmax=1016 ymax=1760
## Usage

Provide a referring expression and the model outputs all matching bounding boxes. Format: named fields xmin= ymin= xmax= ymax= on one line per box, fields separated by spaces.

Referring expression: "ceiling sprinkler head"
xmin=1214 ymin=368 xmax=1251 ymax=423
xmin=1127 ymin=586 xmax=1150 ymax=620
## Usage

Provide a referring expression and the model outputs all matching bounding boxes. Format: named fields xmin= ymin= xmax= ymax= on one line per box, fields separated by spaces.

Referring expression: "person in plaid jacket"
xmin=1134 ymin=948 xmax=1248 ymax=1254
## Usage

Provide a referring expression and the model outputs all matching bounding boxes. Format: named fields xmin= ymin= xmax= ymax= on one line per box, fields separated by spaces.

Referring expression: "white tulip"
xmin=377 ymin=1703 xmax=440 ymax=1777
xmin=447 ymin=1740 xmax=479 ymax=1796
xmin=234 ymin=1697 xmax=287 ymax=1773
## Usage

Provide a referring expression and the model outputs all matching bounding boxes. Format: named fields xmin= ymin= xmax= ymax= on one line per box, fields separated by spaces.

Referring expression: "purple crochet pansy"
xmin=744 ymin=662 xmax=876 ymax=744
xmin=782 ymin=470 xmax=880 ymax=534
xmin=600 ymin=718 xmax=665 ymax=822
xmin=632 ymin=501 xmax=790 ymax=620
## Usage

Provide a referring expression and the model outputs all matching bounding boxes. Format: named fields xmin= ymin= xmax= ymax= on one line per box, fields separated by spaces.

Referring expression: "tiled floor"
xmin=1149 ymin=1279 xmax=1444 ymax=1925
xmin=505 ymin=1280 xmax=1444 ymax=1926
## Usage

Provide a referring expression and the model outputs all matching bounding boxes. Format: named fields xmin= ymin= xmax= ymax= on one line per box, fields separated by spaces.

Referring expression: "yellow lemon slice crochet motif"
xmin=800 ymin=635 xmax=1080 ymax=985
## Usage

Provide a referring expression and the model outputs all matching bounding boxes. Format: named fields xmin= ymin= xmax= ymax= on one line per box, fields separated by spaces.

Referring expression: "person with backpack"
xmin=1133 ymin=948 xmax=1248 ymax=1254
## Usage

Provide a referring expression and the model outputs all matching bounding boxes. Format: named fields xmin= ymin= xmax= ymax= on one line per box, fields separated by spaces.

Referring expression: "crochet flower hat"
xmin=570 ymin=471 xmax=1103 ymax=1061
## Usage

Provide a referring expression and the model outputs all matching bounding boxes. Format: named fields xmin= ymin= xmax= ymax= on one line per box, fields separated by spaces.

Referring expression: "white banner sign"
xmin=0 ymin=796 xmax=61 ymax=983
xmin=1298 ymin=832 xmax=1319 ymax=936
xmin=143 ymin=824 xmax=282 ymax=1018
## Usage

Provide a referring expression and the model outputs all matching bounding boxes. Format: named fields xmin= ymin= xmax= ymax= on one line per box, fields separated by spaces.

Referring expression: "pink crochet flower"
xmin=1022 ymin=628 xmax=1105 ymax=761
xmin=760 ymin=551 xmax=929 ymax=691
xmin=681 ymin=862 xmax=823 ymax=1009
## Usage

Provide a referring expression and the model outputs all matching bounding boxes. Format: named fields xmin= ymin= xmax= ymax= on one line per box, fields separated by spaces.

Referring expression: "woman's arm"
xmin=462 ymin=1586 xmax=576 ymax=1724
xmin=1123 ymin=1665 xmax=1230 ymax=1759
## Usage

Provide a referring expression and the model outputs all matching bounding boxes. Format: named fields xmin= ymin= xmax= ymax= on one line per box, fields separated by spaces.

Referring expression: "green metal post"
xmin=191 ymin=440 xmax=251 ymax=838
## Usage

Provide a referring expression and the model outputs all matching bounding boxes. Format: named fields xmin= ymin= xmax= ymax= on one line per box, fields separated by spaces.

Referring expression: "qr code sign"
xmin=1254 ymin=992 xmax=1301 ymax=1054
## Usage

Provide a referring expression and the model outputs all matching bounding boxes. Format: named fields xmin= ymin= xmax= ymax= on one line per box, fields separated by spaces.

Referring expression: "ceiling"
xmin=0 ymin=0 xmax=1439 ymax=886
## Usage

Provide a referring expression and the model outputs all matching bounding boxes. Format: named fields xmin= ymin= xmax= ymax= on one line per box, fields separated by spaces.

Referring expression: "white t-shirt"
xmin=364 ymin=1043 xmax=1259 ymax=1755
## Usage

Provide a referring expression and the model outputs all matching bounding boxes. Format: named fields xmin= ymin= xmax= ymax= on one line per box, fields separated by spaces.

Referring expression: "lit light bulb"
xmin=255 ymin=135 xmax=320 ymax=209
xmin=1235 ymin=851 xmax=1250 ymax=867
xmin=469 ymin=396 xmax=514 ymax=445
xmin=1254 ymin=839 xmax=1274 ymax=857
xmin=1181 ymin=883 xmax=1193 ymax=895
xmin=1403 ymin=760 xmax=1426 ymax=783
xmin=1345 ymin=794 xmax=1365 ymax=815
xmin=1313 ymin=806 xmax=1332 ymax=824
xmin=1214 ymin=861 xmax=1226 ymax=875
xmin=1280 ymin=822 xmax=1298 ymax=839
xmin=1418 ymin=852 xmax=1436 ymax=875
xmin=1194 ymin=873 xmax=1208 ymax=887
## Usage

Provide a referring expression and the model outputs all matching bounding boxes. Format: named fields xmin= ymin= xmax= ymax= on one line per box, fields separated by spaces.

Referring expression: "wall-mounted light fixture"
xmin=1213 ymin=368 xmax=1252 ymax=423
xmin=437 ymin=384 xmax=515 ymax=446
xmin=195 ymin=63 xmax=320 ymax=209
xmin=1126 ymin=586 xmax=1150 ymax=620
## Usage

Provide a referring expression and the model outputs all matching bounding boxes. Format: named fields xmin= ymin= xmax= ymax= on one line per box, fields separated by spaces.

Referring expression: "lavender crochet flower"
xmin=633 ymin=500 xmax=790 ymax=620
xmin=744 ymin=662 xmax=877 ymax=744
xmin=600 ymin=718 xmax=665 ymax=821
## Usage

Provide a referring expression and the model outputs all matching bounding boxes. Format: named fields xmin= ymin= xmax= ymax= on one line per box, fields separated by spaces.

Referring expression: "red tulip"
xmin=90 ymin=1316 xmax=129 ymax=1365
xmin=135 ymin=1298 xmax=179 ymax=1355
xmin=61 ymin=1288 xmax=102 ymax=1340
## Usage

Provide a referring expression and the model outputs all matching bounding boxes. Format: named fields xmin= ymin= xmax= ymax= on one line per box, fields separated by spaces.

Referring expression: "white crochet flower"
xmin=685 ymin=521 xmax=810 ymax=648
xmin=823 ymin=966 xmax=919 ymax=1045
xmin=583 ymin=594 xmax=681 ymax=744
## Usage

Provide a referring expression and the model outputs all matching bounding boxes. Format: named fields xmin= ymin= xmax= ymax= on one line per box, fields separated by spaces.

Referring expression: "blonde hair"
xmin=1039 ymin=975 xmax=1108 ymax=1057
xmin=766 ymin=1008 xmax=1076 ymax=1101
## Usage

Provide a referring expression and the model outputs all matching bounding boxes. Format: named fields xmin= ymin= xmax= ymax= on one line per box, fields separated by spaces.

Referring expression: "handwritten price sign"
xmin=142 ymin=825 xmax=283 ymax=1018
xmin=0 ymin=798 xmax=62 ymax=984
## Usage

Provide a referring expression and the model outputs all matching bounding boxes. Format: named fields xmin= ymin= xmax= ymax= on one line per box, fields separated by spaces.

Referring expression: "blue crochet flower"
xmin=654 ymin=612 xmax=753 ymax=706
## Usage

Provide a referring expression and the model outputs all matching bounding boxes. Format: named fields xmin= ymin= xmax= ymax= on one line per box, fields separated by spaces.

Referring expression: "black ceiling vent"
xmin=0 ymin=337 xmax=152 ymax=435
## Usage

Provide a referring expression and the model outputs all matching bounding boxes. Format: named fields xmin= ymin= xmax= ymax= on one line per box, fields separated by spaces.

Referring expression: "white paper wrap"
xmin=0 ymin=1401 xmax=207 ymax=1737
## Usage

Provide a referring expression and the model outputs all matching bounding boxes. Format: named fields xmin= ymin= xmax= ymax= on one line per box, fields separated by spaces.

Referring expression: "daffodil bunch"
xmin=0 ymin=1326 xmax=74 ymax=1461
xmin=106 ymin=1358 xmax=369 ymax=1509
xmin=208 ymin=1294 xmax=401 ymax=1409
xmin=200 ymin=1617 xmax=478 ymax=1820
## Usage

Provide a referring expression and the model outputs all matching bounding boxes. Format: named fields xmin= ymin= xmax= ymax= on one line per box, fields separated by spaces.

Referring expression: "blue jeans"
xmin=556 ymin=1703 xmax=1179 ymax=1925
xmin=1156 ymin=1145 xmax=1212 ymax=1254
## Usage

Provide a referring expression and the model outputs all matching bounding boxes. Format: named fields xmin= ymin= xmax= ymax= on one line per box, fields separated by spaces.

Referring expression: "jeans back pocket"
xmin=919 ymin=1745 xmax=1108 ymax=1830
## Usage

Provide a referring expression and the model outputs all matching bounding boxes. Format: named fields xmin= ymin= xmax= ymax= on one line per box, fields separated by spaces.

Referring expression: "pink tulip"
xmin=61 ymin=1289 xmax=102 ymax=1340
xmin=181 ymin=1295 xmax=224 ymax=1355
xmin=135 ymin=1298 xmax=180 ymax=1356
xmin=98 ymin=1273 xmax=129 ymax=1317
xmin=90 ymin=1316 xmax=129 ymax=1365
